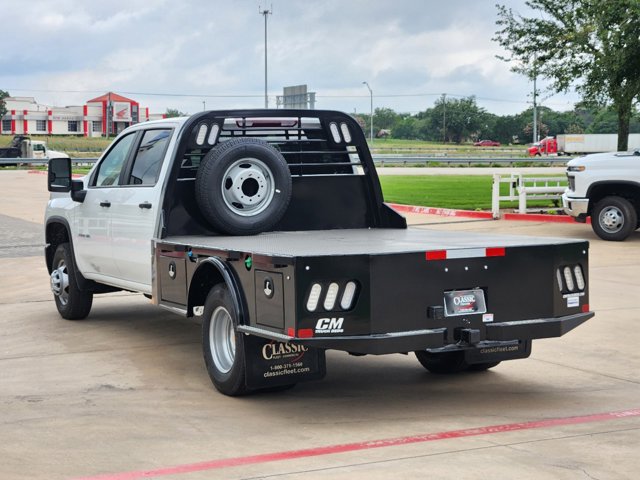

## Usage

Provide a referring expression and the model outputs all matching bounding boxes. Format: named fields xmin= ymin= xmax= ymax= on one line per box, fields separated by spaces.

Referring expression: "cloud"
xmin=0 ymin=0 xmax=575 ymax=115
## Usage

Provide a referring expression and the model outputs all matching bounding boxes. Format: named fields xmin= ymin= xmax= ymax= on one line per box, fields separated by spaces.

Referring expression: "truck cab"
xmin=528 ymin=137 xmax=558 ymax=156
xmin=562 ymin=149 xmax=640 ymax=241
xmin=29 ymin=140 xmax=68 ymax=159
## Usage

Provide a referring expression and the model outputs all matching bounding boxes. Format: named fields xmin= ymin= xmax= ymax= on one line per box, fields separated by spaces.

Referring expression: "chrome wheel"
xmin=50 ymin=259 xmax=70 ymax=306
xmin=599 ymin=206 xmax=624 ymax=234
xmin=209 ymin=306 xmax=236 ymax=374
xmin=221 ymin=158 xmax=275 ymax=217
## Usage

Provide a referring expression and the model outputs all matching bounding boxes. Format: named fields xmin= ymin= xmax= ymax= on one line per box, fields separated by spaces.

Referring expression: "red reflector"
xmin=298 ymin=329 xmax=314 ymax=338
xmin=425 ymin=250 xmax=447 ymax=261
xmin=582 ymin=304 xmax=590 ymax=313
xmin=486 ymin=247 xmax=506 ymax=257
xmin=287 ymin=328 xmax=295 ymax=337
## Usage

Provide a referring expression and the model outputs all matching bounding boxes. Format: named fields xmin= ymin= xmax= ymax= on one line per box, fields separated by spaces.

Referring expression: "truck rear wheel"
xmin=592 ymin=196 xmax=637 ymax=241
xmin=415 ymin=350 xmax=467 ymax=374
xmin=202 ymin=284 xmax=248 ymax=396
xmin=195 ymin=138 xmax=292 ymax=235
xmin=415 ymin=350 xmax=500 ymax=374
xmin=50 ymin=243 xmax=93 ymax=320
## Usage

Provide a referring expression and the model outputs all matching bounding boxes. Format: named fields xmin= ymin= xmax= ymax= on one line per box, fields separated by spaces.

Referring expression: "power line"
xmin=5 ymin=87 xmax=572 ymax=107
xmin=5 ymin=88 xmax=263 ymax=98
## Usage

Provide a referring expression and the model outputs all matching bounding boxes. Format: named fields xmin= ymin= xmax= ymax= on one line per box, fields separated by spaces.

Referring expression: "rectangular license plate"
xmin=443 ymin=288 xmax=487 ymax=317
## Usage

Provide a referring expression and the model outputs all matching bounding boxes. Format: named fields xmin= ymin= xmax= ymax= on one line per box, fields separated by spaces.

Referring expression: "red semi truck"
xmin=529 ymin=134 xmax=640 ymax=156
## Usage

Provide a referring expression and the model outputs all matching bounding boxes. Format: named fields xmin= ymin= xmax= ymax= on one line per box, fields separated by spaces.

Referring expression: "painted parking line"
xmin=76 ymin=408 xmax=640 ymax=480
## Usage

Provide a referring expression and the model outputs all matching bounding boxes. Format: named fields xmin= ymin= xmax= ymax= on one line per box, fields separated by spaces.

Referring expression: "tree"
xmin=165 ymin=108 xmax=187 ymax=118
xmin=430 ymin=96 xmax=485 ymax=143
xmin=373 ymin=107 xmax=400 ymax=130
xmin=495 ymin=0 xmax=640 ymax=150
xmin=0 ymin=90 xmax=9 ymax=119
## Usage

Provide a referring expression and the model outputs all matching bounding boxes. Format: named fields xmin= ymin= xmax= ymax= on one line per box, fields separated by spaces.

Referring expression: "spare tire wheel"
xmin=195 ymin=138 xmax=292 ymax=235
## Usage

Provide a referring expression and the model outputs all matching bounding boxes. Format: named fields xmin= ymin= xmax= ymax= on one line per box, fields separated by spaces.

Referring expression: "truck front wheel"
xmin=415 ymin=350 xmax=500 ymax=374
xmin=202 ymin=284 xmax=248 ymax=396
xmin=592 ymin=196 xmax=637 ymax=241
xmin=50 ymin=243 xmax=93 ymax=320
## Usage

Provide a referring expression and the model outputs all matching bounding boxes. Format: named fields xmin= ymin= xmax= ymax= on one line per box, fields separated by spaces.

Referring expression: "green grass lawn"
xmin=379 ymin=175 xmax=564 ymax=211
xmin=1 ymin=134 xmax=528 ymax=157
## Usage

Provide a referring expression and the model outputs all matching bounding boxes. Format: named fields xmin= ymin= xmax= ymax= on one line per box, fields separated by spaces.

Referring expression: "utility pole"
xmin=442 ymin=93 xmax=447 ymax=143
xmin=259 ymin=6 xmax=272 ymax=108
xmin=362 ymin=81 xmax=373 ymax=143
xmin=107 ymin=91 xmax=112 ymax=137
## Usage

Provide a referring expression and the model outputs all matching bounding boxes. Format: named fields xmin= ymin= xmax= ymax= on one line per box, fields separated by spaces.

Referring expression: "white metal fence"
xmin=491 ymin=173 xmax=567 ymax=218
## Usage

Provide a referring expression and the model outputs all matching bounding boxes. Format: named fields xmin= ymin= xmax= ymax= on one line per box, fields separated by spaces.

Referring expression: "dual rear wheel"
xmin=415 ymin=350 xmax=500 ymax=374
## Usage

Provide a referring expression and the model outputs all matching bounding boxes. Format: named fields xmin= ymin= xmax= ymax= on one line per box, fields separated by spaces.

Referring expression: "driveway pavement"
xmin=0 ymin=170 xmax=638 ymax=480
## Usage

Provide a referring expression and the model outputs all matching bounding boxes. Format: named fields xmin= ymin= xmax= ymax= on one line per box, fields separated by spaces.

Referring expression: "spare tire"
xmin=195 ymin=138 xmax=292 ymax=235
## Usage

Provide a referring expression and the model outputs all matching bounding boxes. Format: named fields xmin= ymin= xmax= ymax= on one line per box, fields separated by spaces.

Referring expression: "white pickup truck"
xmin=45 ymin=109 xmax=594 ymax=396
xmin=0 ymin=135 xmax=68 ymax=164
xmin=562 ymin=149 xmax=640 ymax=241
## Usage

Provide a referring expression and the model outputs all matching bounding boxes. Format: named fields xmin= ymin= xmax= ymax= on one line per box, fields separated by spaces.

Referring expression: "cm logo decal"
xmin=315 ymin=317 xmax=344 ymax=334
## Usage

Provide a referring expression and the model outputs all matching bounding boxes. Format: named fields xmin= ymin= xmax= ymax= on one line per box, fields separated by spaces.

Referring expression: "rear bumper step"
xmin=238 ymin=311 xmax=594 ymax=355
xmin=238 ymin=325 xmax=446 ymax=355
xmin=485 ymin=312 xmax=594 ymax=341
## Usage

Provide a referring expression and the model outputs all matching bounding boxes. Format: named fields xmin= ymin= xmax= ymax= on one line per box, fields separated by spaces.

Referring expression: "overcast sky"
xmin=0 ymin=0 xmax=579 ymax=116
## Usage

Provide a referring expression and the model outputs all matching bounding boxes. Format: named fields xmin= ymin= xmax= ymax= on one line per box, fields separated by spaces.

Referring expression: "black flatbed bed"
xmin=161 ymin=227 xmax=584 ymax=258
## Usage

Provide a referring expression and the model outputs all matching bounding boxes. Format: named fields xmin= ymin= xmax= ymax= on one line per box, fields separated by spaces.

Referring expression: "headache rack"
xmin=178 ymin=110 xmax=370 ymax=178
xmin=162 ymin=109 xmax=405 ymax=237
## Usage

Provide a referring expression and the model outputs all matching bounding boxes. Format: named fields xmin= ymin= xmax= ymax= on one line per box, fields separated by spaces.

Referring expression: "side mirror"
xmin=71 ymin=179 xmax=87 ymax=203
xmin=48 ymin=157 xmax=72 ymax=192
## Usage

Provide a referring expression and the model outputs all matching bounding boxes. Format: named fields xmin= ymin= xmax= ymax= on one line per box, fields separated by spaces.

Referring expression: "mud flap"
xmin=464 ymin=340 xmax=532 ymax=365
xmin=244 ymin=336 xmax=326 ymax=389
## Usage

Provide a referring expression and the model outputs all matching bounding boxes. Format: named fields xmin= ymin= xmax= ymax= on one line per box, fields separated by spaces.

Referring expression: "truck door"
xmin=72 ymin=132 xmax=137 ymax=279
xmin=109 ymin=129 xmax=173 ymax=290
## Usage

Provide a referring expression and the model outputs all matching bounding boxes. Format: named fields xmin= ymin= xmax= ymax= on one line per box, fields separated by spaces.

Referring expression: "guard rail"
xmin=0 ymin=155 xmax=571 ymax=167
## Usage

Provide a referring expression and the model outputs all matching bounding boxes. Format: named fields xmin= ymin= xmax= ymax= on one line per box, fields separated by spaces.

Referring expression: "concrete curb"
xmin=389 ymin=203 xmax=493 ymax=219
xmin=389 ymin=202 xmax=591 ymax=224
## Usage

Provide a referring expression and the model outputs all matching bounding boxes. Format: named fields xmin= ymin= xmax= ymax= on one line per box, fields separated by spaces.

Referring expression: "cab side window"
xmin=128 ymin=129 xmax=171 ymax=186
xmin=94 ymin=133 xmax=136 ymax=187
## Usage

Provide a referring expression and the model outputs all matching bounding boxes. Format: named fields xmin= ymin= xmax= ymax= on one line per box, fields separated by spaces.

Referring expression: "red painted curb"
xmin=74 ymin=407 xmax=640 ymax=480
xmin=390 ymin=203 xmax=591 ymax=224
xmin=503 ymin=212 xmax=591 ymax=224
xmin=389 ymin=203 xmax=493 ymax=219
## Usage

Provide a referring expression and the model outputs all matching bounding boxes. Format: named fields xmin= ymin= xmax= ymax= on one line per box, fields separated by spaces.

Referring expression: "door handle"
xmin=100 ymin=201 xmax=111 ymax=208
xmin=139 ymin=202 xmax=152 ymax=209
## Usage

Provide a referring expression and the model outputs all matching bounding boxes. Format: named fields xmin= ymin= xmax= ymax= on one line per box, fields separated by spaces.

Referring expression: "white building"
xmin=1 ymin=92 xmax=164 ymax=137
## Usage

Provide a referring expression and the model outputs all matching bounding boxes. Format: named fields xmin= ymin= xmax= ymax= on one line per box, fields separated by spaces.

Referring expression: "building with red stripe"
xmin=1 ymin=93 xmax=161 ymax=137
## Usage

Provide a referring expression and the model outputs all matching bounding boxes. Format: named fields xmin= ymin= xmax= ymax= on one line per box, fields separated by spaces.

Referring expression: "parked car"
xmin=474 ymin=139 xmax=501 ymax=147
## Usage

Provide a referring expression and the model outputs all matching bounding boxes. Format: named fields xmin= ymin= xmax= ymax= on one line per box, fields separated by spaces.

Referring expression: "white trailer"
xmin=557 ymin=134 xmax=640 ymax=154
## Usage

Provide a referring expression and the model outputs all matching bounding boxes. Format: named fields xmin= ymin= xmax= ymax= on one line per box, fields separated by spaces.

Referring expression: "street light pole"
xmin=259 ymin=6 xmax=272 ymax=108
xmin=362 ymin=81 xmax=373 ymax=143
xmin=532 ymin=54 xmax=538 ymax=143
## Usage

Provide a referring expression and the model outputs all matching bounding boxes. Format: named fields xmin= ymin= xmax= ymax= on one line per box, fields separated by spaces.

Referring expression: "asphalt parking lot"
xmin=1 ymin=170 xmax=639 ymax=480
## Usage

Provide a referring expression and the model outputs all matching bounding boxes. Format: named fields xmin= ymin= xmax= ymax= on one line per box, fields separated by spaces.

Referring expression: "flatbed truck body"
xmin=45 ymin=109 xmax=594 ymax=396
